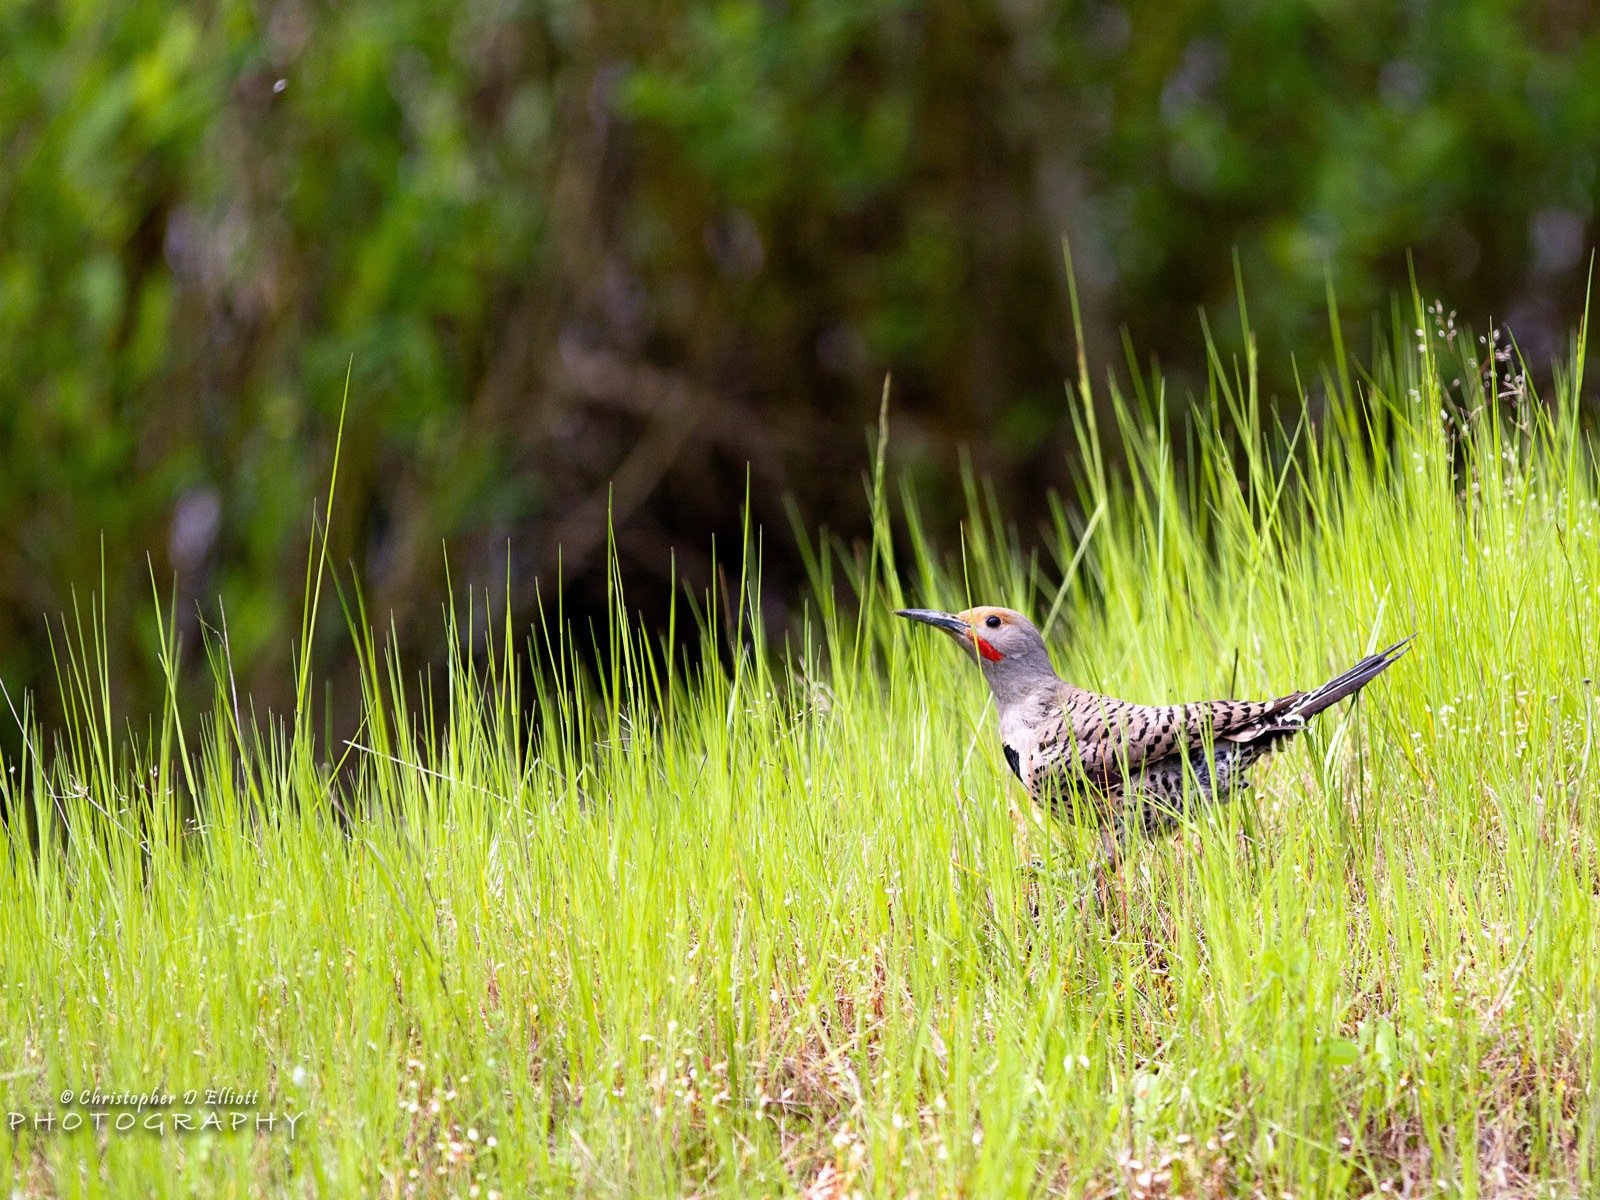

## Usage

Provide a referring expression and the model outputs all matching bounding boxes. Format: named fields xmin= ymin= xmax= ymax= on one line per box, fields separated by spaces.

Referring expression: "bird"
xmin=896 ymin=605 xmax=1409 ymax=851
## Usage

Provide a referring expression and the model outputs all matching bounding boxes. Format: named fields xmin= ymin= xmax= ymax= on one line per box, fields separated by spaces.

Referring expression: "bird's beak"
xmin=894 ymin=608 xmax=971 ymax=641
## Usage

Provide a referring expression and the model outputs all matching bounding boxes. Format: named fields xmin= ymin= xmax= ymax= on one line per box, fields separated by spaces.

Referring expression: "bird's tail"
xmin=1285 ymin=635 xmax=1414 ymax=723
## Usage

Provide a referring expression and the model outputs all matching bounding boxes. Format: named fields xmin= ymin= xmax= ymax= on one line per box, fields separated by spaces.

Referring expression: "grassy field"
xmin=3 ymin=293 xmax=1599 ymax=1198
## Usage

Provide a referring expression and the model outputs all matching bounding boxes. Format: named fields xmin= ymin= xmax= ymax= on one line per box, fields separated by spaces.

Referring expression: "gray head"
xmin=894 ymin=605 xmax=1063 ymax=705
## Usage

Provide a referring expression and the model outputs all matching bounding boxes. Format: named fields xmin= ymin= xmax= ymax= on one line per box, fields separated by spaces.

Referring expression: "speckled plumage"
xmin=1001 ymin=682 xmax=1299 ymax=836
xmin=896 ymin=605 xmax=1410 ymax=842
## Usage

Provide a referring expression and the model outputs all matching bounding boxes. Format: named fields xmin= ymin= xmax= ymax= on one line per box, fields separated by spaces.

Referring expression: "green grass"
xmin=3 ymin=290 xmax=1600 ymax=1198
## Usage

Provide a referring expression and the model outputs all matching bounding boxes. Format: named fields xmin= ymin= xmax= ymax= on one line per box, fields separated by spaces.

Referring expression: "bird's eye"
xmin=985 ymin=615 xmax=1002 ymax=629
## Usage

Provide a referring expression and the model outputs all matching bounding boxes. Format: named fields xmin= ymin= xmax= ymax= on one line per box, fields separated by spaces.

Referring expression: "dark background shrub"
xmin=2 ymin=0 xmax=1596 ymax=728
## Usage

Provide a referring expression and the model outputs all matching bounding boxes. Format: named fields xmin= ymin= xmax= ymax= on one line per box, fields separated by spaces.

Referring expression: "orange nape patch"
xmin=973 ymin=635 xmax=1004 ymax=662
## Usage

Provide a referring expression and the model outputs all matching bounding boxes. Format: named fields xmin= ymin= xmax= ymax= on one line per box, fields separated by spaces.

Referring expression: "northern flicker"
xmin=897 ymin=606 xmax=1409 ymax=843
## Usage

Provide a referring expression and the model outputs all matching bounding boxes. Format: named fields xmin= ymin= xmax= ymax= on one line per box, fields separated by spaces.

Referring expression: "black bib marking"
xmin=1003 ymin=743 xmax=1022 ymax=782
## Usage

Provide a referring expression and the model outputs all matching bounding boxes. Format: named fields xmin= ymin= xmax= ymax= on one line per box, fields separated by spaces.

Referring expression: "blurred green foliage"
xmin=1 ymin=0 xmax=1597 ymax=724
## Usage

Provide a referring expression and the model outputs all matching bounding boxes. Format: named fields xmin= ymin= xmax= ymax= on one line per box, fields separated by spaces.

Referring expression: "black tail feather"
xmin=1288 ymin=634 xmax=1414 ymax=722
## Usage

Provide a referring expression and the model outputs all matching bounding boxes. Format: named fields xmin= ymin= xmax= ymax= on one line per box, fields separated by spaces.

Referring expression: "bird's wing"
xmin=1027 ymin=640 xmax=1411 ymax=801
xmin=1050 ymin=688 xmax=1298 ymax=790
